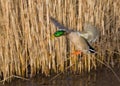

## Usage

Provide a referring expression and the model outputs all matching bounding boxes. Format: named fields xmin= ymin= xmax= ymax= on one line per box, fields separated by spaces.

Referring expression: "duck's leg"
xmin=71 ymin=50 xmax=82 ymax=55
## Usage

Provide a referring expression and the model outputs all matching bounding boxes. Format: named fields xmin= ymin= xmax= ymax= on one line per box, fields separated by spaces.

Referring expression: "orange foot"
xmin=71 ymin=50 xmax=82 ymax=55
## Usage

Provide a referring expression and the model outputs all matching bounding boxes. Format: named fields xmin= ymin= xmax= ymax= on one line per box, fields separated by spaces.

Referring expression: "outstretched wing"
xmin=68 ymin=32 xmax=95 ymax=53
xmin=50 ymin=17 xmax=66 ymax=29
xmin=80 ymin=23 xmax=99 ymax=43
xmin=50 ymin=17 xmax=72 ymax=33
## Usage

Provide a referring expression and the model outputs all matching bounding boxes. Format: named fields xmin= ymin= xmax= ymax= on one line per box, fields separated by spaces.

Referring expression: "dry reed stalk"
xmin=0 ymin=0 xmax=120 ymax=83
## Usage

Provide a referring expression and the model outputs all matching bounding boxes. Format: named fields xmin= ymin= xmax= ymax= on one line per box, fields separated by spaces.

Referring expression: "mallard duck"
xmin=50 ymin=17 xmax=99 ymax=55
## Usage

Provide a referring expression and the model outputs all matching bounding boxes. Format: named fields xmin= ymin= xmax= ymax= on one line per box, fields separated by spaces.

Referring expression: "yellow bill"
xmin=50 ymin=34 xmax=55 ymax=40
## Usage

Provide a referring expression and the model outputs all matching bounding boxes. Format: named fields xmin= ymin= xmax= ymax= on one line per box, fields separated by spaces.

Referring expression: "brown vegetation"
xmin=0 ymin=0 xmax=120 ymax=83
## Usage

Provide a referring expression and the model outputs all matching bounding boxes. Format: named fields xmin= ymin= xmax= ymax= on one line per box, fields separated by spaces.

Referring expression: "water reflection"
xmin=2 ymin=67 xmax=120 ymax=86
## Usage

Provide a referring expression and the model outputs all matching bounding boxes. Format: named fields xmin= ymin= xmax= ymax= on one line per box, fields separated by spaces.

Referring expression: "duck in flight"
xmin=50 ymin=17 xmax=99 ymax=55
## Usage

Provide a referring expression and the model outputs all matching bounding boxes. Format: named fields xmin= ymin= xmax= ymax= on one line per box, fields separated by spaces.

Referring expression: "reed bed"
xmin=0 ymin=0 xmax=120 ymax=83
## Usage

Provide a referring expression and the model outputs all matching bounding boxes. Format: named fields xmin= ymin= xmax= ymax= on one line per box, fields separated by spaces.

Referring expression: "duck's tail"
xmin=84 ymin=38 xmax=96 ymax=53
xmin=89 ymin=46 xmax=95 ymax=53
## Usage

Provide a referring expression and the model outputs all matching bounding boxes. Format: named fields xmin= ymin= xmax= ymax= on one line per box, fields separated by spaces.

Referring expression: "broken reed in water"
xmin=0 ymin=0 xmax=120 ymax=82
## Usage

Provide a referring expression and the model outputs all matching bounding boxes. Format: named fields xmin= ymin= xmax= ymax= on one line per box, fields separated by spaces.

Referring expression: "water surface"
xmin=1 ymin=67 xmax=120 ymax=86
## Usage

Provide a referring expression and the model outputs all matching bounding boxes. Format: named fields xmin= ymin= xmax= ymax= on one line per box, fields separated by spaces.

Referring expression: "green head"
xmin=53 ymin=30 xmax=66 ymax=37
